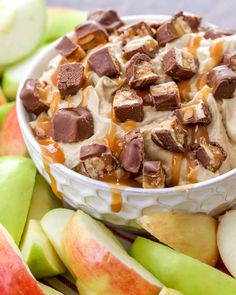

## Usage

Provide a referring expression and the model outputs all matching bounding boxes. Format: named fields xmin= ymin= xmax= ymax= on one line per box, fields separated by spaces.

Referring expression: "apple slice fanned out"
xmin=41 ymin=209 xmax=163 ymax=295
xmin=38 ymin=283 xmax=63 ymax=295
xmin=137 ymin=211 xmax=218 ymax=266
xmin=0 ymin=224 xmax=45 ymax=295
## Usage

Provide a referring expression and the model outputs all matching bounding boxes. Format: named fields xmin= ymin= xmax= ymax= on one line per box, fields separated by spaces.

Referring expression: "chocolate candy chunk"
xmin=113 ymin=88 xmax=144 ymax=122
xmin=53 ymin=107 xmax=94 ymax=143
xmin=119 ymin=129 xmax=144 ymax=174
xmin=223 ymin=52 xmax=236 ymax=72
xmin=78 ymin=144 xmax=117 ymax=179
xmin=135 ymin=88 xmax=154 ymax=106
xmin=118 ymin=21 xmax=153 ymax=39
xmin=75 ymin=21 xmax=108 ymax=50
xmin=57 ymin=63 xmax=84 ymax=98
xmin=163 ymin=47 xmax=198 ymax=80
xmin=173 ymin=11 xmax=202 ymax=31
xmin=87 ymin=46 xmax=120 ymax=78
xmin=87 ymin=9 xmax=123 ymax=33
xmin=126 ymin=53 xmax=159 ymax=89
xmin=143 ymin=161 xmax=165 ymax=188
xmin=196 ymin=137 xmax=227 ymax=172
xmin=175 ymin=102 xmax=212 ymax=125
xmin=20 ymin=79 xmax=49 ymax=115
xmin=204 ymin=27 xmax=235 ymax=39
xmin=207 ymin=65 xmax=236 ymax=99
xmin=56 ymin=36 xmax=85 ymax=61
xmin=150 ymin=81 xmax=180 ymax=111
xmin=151 ymin=117 xmax=188 ymax=152
xmin=123 ymin=36 xmax=158 ymax=60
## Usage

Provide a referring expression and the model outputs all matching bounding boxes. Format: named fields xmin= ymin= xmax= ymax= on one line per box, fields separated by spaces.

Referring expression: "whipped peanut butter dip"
xmin=20 ymin=9 xmax=236 ymax=190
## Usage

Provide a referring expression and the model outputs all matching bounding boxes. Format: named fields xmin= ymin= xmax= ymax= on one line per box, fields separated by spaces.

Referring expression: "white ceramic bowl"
xmin=17 ymin=15 xmax=236 ymax=229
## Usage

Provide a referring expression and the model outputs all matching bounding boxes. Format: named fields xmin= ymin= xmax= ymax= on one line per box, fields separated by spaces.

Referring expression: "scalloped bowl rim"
xmin=16 ymin=14 xmax=236 ymax=195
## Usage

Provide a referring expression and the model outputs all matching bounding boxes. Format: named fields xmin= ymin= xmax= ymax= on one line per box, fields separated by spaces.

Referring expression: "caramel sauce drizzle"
xmin=51 ymin=69 xmax=58 ymax=87
xmin=196 ymin=74 xmax=207 ymax=91
xmin=186 ymin=154 xmax=197 ymax=184
xmin=35 ymin=117 xmax=53 ymax=138
xmin=38 ymin=139 xmax=65 ymax=200
xmin=203 ymin=40 xmax=224 ymax=73
xmin=169 ymin=153 xmax=184 ymax=187
xmin=177 ymin=80 xmax=191 ymax=102
xmin=188 ymin=35 xmax=202 ymax=56
xmin=50 ymin=92 xmax=61 ymax=116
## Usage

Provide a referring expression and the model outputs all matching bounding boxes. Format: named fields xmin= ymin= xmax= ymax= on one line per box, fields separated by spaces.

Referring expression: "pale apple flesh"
xmin=131 ymin=237 xmax=236 ymax=295
xmin=38 ymin=283 xmax=63 ymax=295
xmin=0 ymin=224 xmax=44 ymax=295
xmin=217 ymin=210 xmax=236 ymax=278
xmin=159 ymin=287 xmax=184 ymax=295
xmin=137 ymin=211 xmax=219 ymax=266
xmin=20 ymin=219 xmax=66 ymax=278
xmin=63 ymin=210 xmax=163 ymax=295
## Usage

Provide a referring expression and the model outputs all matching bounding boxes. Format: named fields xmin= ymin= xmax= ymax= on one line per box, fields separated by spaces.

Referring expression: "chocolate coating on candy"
xmin=75 ymin=21 xmax=108 ymax=50
xmin=119 ymin=129 xmax=144 ymax=174
xmin=204 ymin=27 xmax=235 ymax=39
xmin=87 ymin=47 xmax=120 ymax=78
xmin=80 ymin=144 xmax=111 ymax=160
xmin=150 ymin=81 xmax=181 ymax=111
xmin=56 ymin=36 xmax=85 ymax=61
xmin=156 ymin=20 xmax=180 ymax=46
xmin=196 ymin=137 xmax=227 ymax=172
xmin=135 ymin=88 xmax=154 ymax=106
xmin=87 ymin=9 xmax=124 ymax=33
xmin=126 ymin=53 xmax=159 ymax=89
xmin=118 ymin=21 xmax=153 ymax=39
xmin=207 ymin=65 xmax=236 ymax=99
xmin=173 ymin=11 xmax=202 ymax=31
xmin=53 ymin=107 xmax=94 ymax=143
xmin=113 ymin=88 xmax=144 ymax=122
xmin=20 ymin=79 xmax=49 ymax=115
xmin=143 ymin=161 xmax=166 ymax=188
xmin=162 ymin=47 xmax=198 ymax=80
xmin=57 ymin=63 xmax=84 ymax=98
xmin=223 ymin=52 xmax=236 ymax=72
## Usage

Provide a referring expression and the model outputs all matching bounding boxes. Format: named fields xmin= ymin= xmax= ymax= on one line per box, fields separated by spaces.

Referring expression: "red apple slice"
xmin=0 ymin=224 xmax=45 ymax=294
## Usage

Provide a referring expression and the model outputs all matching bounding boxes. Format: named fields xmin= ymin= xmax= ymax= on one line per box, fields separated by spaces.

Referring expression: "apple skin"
xmin=38 ymin=283 xmax=63 ymax=294
xmin=62 ymin=210 xmax=163 ymax=295
xmin=0 ymin=156 xmax=36 ymax=245
xmin=0 ymin=224 xmax=45 ymax=295
xmin=217 ymin=210 xmax=236 ymax=278
xmin=0 ymin=105 xmax=27 ymax=156
xmin=46 ymin=7 xmax=87 ymax=43
xmin=130 ymin=237 xmax=236 ymax=295
xmin=137 ymin=211 xmax=219 ymax=266
xmin=0 ymin=101 xmax=14 ymax=128
xmin=0 ymin=86 xmax=7 ymax=104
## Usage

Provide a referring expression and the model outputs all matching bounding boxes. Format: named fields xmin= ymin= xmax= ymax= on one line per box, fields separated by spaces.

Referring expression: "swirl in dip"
xmin=20 ymin=9 xmax=236 ymax=190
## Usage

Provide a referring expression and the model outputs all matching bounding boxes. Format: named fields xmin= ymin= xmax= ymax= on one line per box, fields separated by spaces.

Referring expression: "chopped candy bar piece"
xmin=173 ymin=11 xmax=202 ymax=31
xmin=55 ymin=36 xmax=85 ymax=61
xmin=143 ymin=161 xmax=166 ymax=188
xmin=118 ymin=21 xmax=153 ymax=39
xmin=204 ymin=27 xmax=235 ymax=39
xmin=223 ymin=52 xmax=236 ymax=72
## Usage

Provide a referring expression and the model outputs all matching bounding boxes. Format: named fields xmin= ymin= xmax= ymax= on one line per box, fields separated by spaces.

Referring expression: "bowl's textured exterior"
xmin=17 ymin=15 xmax=236 ymax=229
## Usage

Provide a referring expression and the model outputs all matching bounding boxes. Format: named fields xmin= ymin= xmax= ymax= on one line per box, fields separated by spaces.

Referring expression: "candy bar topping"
xmin=118 ymin=21 xmax=153 ymax=39
xmin=173 ymin=11 xmax=202 ymax=32
xmin=87 ymin=9 xmax=124 ymax=32
xmin=207 ymin=65 xmax=236 ymax=99
xmin=20 ymin=79 xmax=49 ymax=115
xmin=52 ymin=107 xmax=94 ymax=143
xmin=119 ymin=129 xmax=144 ymax=174
xmin=223 ymin=52 xmax=236 ymax=72
xmin=163 ymin=47 xmax=198 ymax=80
xmin=88 ymin=47 xmax=120 ymax=78
xmin=126 ymin=53 xmax=159 ymax=89
xmin=204 ymin=27 xmax=235 ymax=40
xmin=55 ymin=36 xmax=85 ymax=61
xmin=150 ymin=81 xmax=181 ymax=111
xmin=195 ymin=137 xmax=227 ymax=172
xmin=57 ymin=63 xmax=84 ymax=98
xmin=143 ymin=161 xmax=166 ymax=188
xmin=75 ymin=21 xmax=108 ymax=50
xmin=113 ymin=88 xmax=144 ymax=122
xmin=174 ymin=101 xmax=212 ymax=125
xmin=151 ymin=117 xmax=188 ymax=152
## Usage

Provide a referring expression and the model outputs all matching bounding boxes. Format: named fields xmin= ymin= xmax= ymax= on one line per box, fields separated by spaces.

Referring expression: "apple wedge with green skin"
xmin=130 ymin=237 xmax=236 ymax=295
xmin=27 ymin=174 xmax=62 ymax=222
xmin=0 ymin=105 xmax=27 ymax=156
xmin=20 ymin=220 xmax=66 ymax=278
xmin=0 ymin=86 xmax=7 ymax=104
xmin=0 ymin=0 xmax=46 ymax=65
xmin=0 ymin=224 xmax=45 ymax=294
xmin=137 ymin=211 xmax=219 ymax=266
xmin=38 ymin=283 xmax=63 ymax=295
xmin=46 ymin=7 xmax=87 ymax=43
xmin=217 ymin=210 xmax=236 ymax=278
xmin=41 ymin=209 xmax=163 ymax=295
xmin=0 ymin=101 xmax=14 ymax=127
xmin=0 ymin=156 xmax=36 ymax=245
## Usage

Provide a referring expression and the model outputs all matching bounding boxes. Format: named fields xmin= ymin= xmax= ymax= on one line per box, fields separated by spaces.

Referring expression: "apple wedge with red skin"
xmin=41 ymin=209 xmax=163 ymax=295
xmin=0 ymin=105 xmax=27 ymax=156
xmin=0 ymin=224 xmax=45 ymax=295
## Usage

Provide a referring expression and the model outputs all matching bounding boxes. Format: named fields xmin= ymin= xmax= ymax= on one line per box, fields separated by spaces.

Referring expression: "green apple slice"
xmin=0 ymin=0 xmax=46 ymax=65
xmin=0 ymin=156 xmax=36 ymax=245
xmin=46 ymin=7 xmax=87 ymax=43
xmin=38 ymin=283 xmax=63 ymax=295
xmin=2 ymin=45 xmax=47 ymax=100
xmin=20 ymin=219 xmax=65 ymax=278
xmin=27 ymin=174 xmax=62 ymax=222
xmin=130 ymin=237 xmax=236 ymax=295
xmin=0 ymin=101 xmax=14 ymax=127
